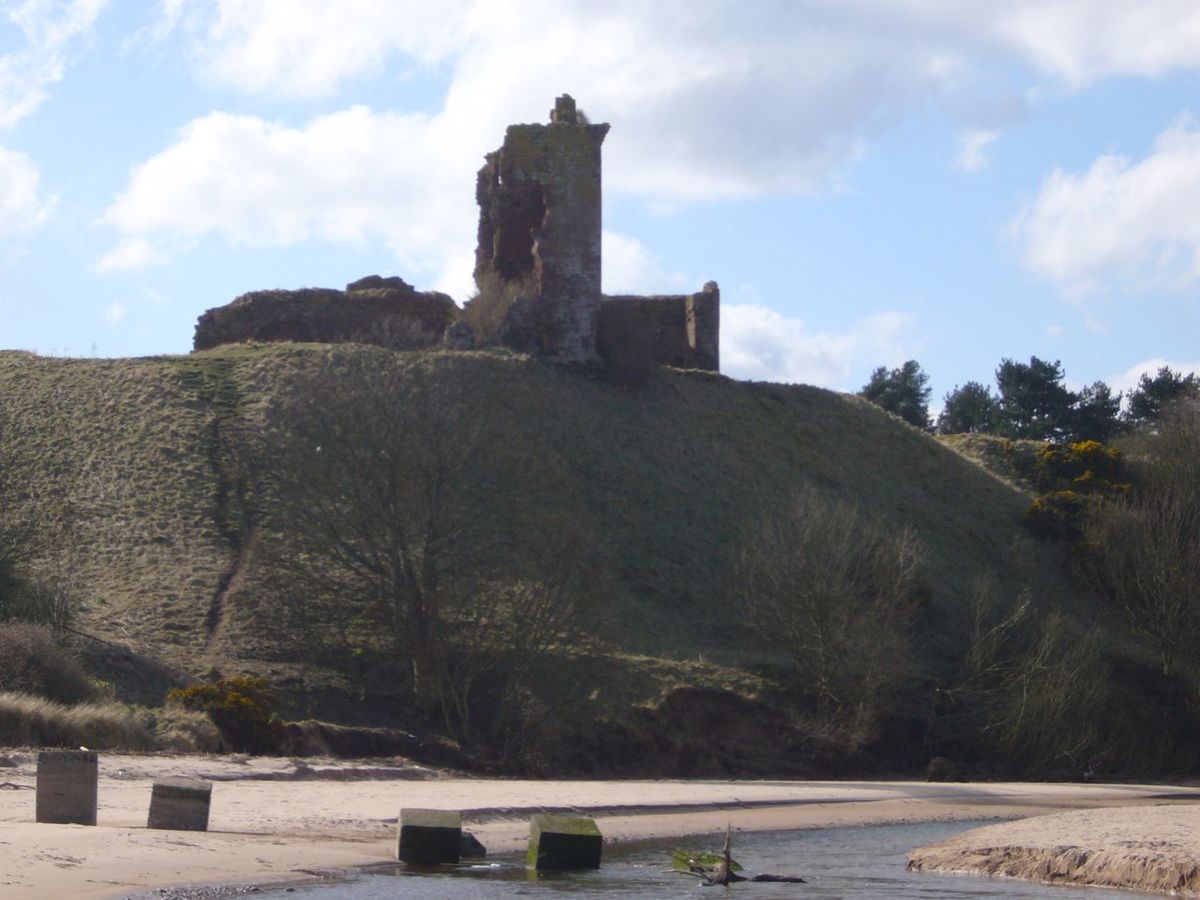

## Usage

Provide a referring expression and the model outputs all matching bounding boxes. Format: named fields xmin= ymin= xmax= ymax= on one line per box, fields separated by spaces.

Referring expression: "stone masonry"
xmin=193 ymin=96 xmax=720 ymax=374
xmin=471 ymin=94 xmax=610 ymax=363
xmin=599 ymin=282 xmax=720 ymax=372
xmin=193 ymin=276 xmax=456 ymax=351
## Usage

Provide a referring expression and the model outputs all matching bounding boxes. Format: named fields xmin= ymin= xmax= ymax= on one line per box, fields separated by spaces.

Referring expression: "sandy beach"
xmin=1 ymin=750 xmax=1197 ymax=899
xmin=907 ymin=803 xmax=1200 ymax=896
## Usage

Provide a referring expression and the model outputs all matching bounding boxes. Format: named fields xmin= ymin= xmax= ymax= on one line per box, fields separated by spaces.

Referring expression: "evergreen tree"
xmin=1071 ymin=380 xmax=1123 ymax=443
xmin=860 ymin=360 xmax=932 ymax=429
xmin=937 ymin=381 xmax=998 ymax=435
xmin=1125 ymin=366 xmax=1199 ymax=427
xmin=994 ymin=357 xmax=1076 ymax=440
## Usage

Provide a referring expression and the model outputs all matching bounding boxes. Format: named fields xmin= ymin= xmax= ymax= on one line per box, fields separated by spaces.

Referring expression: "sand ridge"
xmin=907 ymin=802 xmax=1200 ymax=896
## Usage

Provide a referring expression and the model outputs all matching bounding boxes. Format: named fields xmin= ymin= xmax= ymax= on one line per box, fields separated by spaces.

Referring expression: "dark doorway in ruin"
xmin=492 ymin=182 xmax=545 ymax=281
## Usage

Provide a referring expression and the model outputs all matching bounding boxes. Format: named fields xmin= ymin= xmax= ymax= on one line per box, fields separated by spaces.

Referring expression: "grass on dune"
xmin=0 ymin=345 xmax=1078 ymax=715
xmin=0 ymin=691 xmax=155 ymax=750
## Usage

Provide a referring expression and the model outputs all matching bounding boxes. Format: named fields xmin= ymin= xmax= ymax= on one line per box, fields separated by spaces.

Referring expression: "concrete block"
xmin=35 ymin=750 xmax=98 ymax=826
xmin=526 ymin=814 xmax=602 ymax=870
xmin=397 ymin=808 xmax=462 ymax=865
xmin=147 ymin=777 xmax=212 ymax=831
xmin=460 ymin=830 xmax=487 ymax=859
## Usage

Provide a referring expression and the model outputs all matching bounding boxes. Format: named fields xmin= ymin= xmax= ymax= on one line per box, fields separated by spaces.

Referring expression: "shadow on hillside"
xmin=76 ymin=636 xmax=190 ymax=706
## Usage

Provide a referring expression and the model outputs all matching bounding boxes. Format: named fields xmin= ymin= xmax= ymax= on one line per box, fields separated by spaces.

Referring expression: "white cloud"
xmin=986 ymin=0 xmax=1200 ymax=85
xmin=955 ymin=128 xmax=998 ymax=172
xmin=841 ymin=1 xmax=1200 ymax=84
xmin=431 ymin=246 xmax=476 ymax=304
xmin=147 ymin=1 xmax=1026 ymax=205
xmin=0 ymin=0 xmax=106 ymax=129
xmin=721 ymin=304 xmax=916 ymax=388
xmin=1108 ymin=357 xmax=1200 ymax=396
xmin=102 ymin=301 xmax=127 ymax=324
xmin=98 ymin=106 xmax=473 ymax=283
xmin=96 ymin=235 xmax=165 ymax=273
xmin=1014 ymin=119 xmax=1200 ymax=292
xmin=148 ymin=1 xmax=1200 ymax=208
xmin=113 ymin=1 xmax=1200 ymax=284
xmin=0 ymin=145 xmax=53 ymax=234
xmin=110 ymin=0 xmax=1021 ymax=276
xmin=601 ymin=231 xmax=688 ymax=295
xmin=158 ymin=0 xmax=469 ymax=97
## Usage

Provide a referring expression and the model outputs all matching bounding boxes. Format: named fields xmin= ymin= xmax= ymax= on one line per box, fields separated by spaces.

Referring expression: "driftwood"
xmin=673 ymin=824 xmax=807 ymax=886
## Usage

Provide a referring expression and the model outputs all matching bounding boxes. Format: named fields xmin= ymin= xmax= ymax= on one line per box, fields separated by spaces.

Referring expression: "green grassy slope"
xmin=938 ymin=432 xmax=1049 ymax=493
xmin=0 ymin=346 xmax=1074 ymax=714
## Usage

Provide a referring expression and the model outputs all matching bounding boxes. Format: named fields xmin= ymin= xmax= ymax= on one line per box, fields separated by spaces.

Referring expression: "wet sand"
xmin=0 ymin=750 xmax=1196 ymax=899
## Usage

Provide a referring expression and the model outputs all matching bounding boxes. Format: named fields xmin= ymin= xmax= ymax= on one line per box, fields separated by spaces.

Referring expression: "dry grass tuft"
xmin=149 ymin=705 xmax=223 ymax=753
xmin=0 ymin=691 xmax=155 ymax=750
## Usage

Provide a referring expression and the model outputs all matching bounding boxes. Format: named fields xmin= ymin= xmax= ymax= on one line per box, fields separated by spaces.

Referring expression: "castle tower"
xmin=472 ymin=94 xmax=610 ymax=363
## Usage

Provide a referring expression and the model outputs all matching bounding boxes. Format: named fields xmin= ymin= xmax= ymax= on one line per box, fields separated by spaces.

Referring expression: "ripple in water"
xmin=256 ymin=820 xmax=1160 ymax=899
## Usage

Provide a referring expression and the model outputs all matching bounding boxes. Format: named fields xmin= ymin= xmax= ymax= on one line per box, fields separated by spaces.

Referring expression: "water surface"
xmin=257 ymin=820 xmax=1156 ymax=899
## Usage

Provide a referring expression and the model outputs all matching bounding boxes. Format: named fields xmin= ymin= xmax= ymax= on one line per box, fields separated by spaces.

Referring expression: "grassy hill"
xmin=0 ymin=345 xmax=1086 ymax=769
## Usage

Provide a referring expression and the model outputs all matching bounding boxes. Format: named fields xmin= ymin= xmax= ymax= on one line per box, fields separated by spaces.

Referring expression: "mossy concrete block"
xmin=397 ymin=808 xmax=462 ymax=865
xmin=526 ymin=814 xmax=602 ymax=870
xmin=147 ymin=777 xmax=212 ymax=831
xmin=35 ymin=750 xmax=98 ymax=826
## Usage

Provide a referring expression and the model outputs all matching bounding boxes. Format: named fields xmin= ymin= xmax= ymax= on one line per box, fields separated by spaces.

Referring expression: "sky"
xmin=3 ymin=1 xmax=1200 ymax=408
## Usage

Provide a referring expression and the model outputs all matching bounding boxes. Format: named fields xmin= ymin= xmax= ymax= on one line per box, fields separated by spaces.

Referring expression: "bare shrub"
xmin=1082 ymin=400 xmax=1200 ymax=676
xmin=0 ymin=571 xmax=81 ymax=636
xmin=0 ymin=622 xmax=94 ymax=704
xmin=257 ymin=351 xmax=482 ymax=719
xmin=993 ymin=613 xmax=1108 ymax=768
xmin=1134 ymin=396 xmax=1200 ymax=493
xmin=735 ymin=487 xmax=926 ymax=741
xmin=933 ymin=577 xmax=1112 ymax=773
xmin=446 ymin=526 xmax=610 ymax=757
xmin=255 ymin=350 xmax=596 ymax=742
xmin=1083 ymin=488 xmax=1200 ymax=676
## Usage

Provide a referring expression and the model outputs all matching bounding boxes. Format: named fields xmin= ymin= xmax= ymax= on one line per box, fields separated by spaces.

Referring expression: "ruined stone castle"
xmin=194 ymin=95 xmax=719 ymax=373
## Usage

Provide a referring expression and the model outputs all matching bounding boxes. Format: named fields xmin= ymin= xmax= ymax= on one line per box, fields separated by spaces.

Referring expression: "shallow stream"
xmin=253 ymin=820 xmax=1158 ymax=899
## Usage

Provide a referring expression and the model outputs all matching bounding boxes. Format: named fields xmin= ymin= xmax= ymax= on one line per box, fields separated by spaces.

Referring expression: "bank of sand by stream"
xmin=0 ymin=751 xmax=1197 ymax=899
xmin=907 ymin=802 xmax=1200 ymax=896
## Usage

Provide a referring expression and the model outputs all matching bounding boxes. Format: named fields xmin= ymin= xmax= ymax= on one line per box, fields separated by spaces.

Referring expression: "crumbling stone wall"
xmin=597 ymin=282 xmax=720 ymax=373
xmin=193 ymin=276 xmax=456 ymax=351
xmin=192 ymin=96 xmax=721 ymax=376
xmin=469 ymin=95 xmax=609 ymax=363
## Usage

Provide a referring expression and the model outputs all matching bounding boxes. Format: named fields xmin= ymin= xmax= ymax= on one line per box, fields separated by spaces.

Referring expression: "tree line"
xmin=860 ymin=358 xmax=1198 ymax=441
xmin=843 ymin=356 xmax=1200 ymax=774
